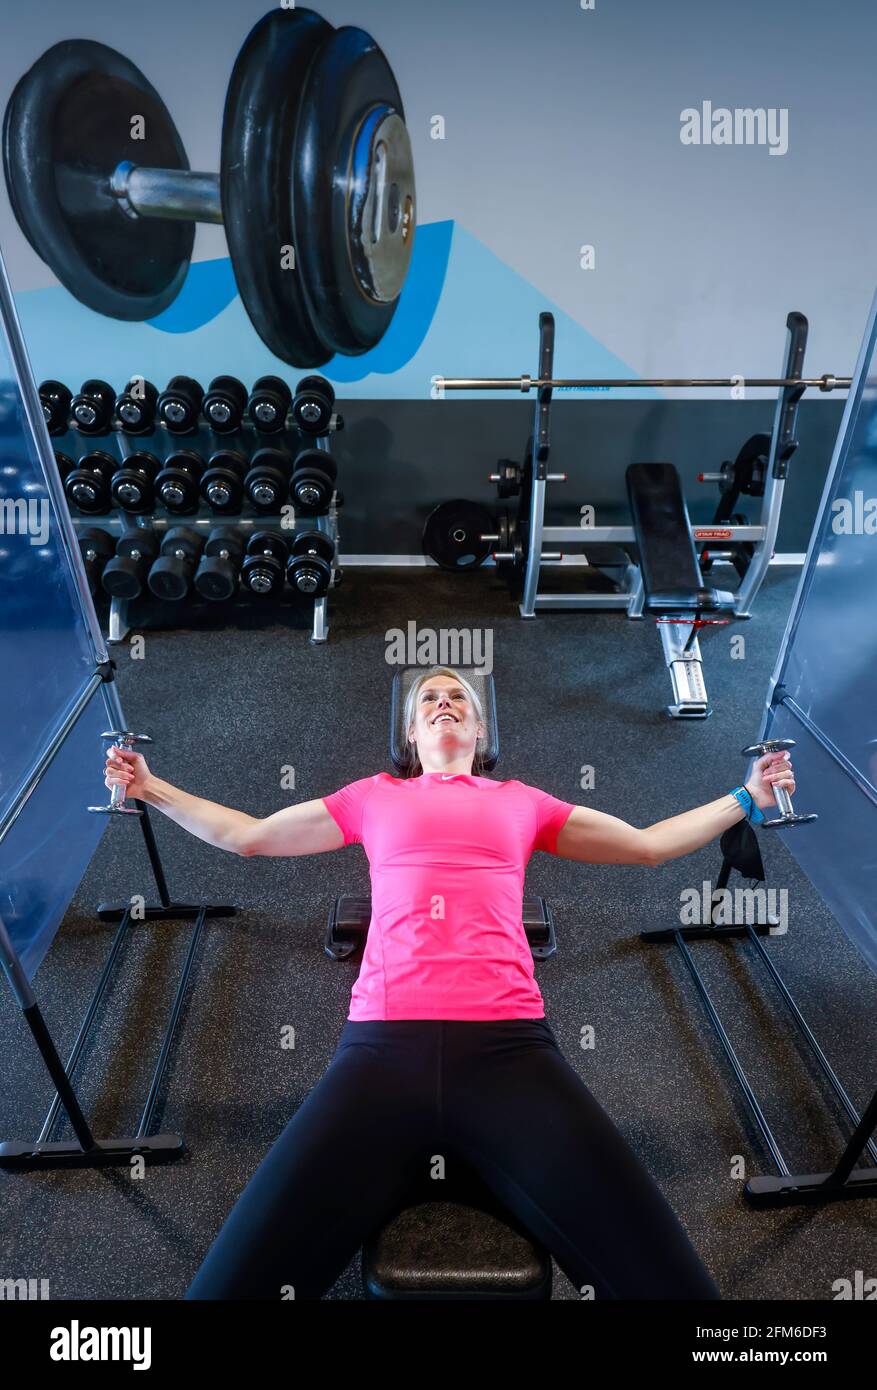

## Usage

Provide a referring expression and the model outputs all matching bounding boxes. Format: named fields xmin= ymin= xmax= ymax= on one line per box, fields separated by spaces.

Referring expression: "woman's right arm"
xmin=104 ymin=745 xmax=344 ymax=857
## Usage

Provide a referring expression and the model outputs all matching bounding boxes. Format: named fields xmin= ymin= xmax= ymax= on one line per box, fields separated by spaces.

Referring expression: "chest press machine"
xmin=441 ymin=311 xmax=849 ymax=718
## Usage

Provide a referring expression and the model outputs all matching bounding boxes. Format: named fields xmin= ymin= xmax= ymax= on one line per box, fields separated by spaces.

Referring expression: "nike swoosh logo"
xmin=441 ymin=775 xmax=456 ymax=781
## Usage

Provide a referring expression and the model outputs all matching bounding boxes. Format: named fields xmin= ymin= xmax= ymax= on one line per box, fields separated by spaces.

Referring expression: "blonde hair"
xmin=402 ymin=667 xmax=487 ymax=778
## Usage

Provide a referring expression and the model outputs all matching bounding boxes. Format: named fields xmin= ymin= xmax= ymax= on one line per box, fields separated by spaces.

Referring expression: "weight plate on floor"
xmin=221 ymin=9 xmax=332 ymax=368
xmin=422 ymin=500 xmax=494 ymax=572
xmin=3 ymin=40 xmax=192 ymax=319
xmin=294 ymin=24 xmax=415 ymax=356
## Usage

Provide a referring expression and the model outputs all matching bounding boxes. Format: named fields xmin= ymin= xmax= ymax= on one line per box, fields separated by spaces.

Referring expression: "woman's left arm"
xmin=555 ymin=749 xmax=796 ymax=867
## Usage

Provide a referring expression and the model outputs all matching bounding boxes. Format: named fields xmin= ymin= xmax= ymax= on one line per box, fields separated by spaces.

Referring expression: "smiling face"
xmin=407 ymin=674 xmax=486 ymax=774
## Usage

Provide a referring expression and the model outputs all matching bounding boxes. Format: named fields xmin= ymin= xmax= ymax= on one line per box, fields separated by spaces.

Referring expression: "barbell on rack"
xmin=436 ymin=374 xmax=852 ymax=393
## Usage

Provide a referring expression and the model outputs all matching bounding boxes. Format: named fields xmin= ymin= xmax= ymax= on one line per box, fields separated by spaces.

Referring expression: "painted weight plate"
xmin=3 ymin=40 xmax=192 ymax=319
xmin=221 ymin=9 xmax=332 ymax=368
xmin=294 ymin=24 xmax=415 ymax=355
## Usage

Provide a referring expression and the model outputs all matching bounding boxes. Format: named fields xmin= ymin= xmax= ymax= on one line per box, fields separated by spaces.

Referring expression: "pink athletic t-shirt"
xmin=322 ymin=773 xmax=576 ymax=1021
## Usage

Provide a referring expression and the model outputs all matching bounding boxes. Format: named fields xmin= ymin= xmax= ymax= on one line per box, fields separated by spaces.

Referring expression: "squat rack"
xmin=437 ymin=313 xmax=850 ymax=624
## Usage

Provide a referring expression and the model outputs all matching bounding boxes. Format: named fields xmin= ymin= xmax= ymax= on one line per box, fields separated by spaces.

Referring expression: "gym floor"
xmin=2 ymin=564 xmax=875 ymax=1300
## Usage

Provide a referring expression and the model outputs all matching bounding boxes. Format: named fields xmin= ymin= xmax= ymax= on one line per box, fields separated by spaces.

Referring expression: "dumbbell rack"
xmin=53 ymin=376 xmax=344 ymax=644
xmin=79 ymin=498 xmax=342 ymax=646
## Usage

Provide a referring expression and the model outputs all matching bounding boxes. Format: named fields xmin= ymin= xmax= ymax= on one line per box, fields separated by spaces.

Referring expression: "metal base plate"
xmin=96 ymin=901 xmax=238 ymax=922
xmin=641 ymin=923 xmax=773 ymax=944
xmin=0 ymin=1132 xmax=184 ymax=1170
xmin=745 ymin=1167 xmax=877 ymax=1208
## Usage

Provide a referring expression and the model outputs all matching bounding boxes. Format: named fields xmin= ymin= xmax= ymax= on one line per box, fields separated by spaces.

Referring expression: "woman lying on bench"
xmin=103 ymin=666 xmax=795 ymax=1301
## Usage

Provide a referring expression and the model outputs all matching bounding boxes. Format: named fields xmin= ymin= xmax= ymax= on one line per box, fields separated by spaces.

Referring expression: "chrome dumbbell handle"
xmin=771 ymin=783 xmax=795 ymax=819
xmin=741 ymin=738 xmax=818 ymax=828
xmin=88 ymin=730 xmax=153 ymax=815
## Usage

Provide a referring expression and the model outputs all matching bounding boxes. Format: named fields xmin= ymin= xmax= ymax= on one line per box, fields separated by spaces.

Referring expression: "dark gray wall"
xmin=332 ymin=401 xmax=846 ymax=555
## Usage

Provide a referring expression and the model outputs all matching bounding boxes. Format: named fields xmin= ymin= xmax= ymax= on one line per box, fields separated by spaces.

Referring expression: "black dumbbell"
xmin=62 ymin=450 xmax=116 ymax=513
xmin=70 ymin=379 xmax=116 ymax=435
xmin=154 ymin=450 xmax=204 ymax=514
xmin=245 ymin=448 xmax=291 ymax=511
xmin=194 ymin=526 xmax=245 ymax=600
xmin=101 ymin=528 xmax=160 ymax=599
xmin=39 ymin=380 xmax=72 ymax=436
xmin=114 ymin=377 xmax=158 ymax=434
xmin=248 ymin=376 xmax=291 ymax=434
xmin=110 ymin=451 xmax=160 ymax=513
xmin=202 ymin=376 xmax=248 ymax=434
xmin=54 ymin=450 xmax=75 ymax=491
xmin=741 ymin=739 xmax=818 ymax=828
xmin=147 ymin=525 xmax=203 ymax=600
xmin=240 ymin=530 xmax=289 ymax=596
xmin=77 ymin=526 xmax=114 ymax=595
xmin=292 ymin=375 xmax=335 ymax=435
xmin=290 ymin=448 xmax=337 ymax=516
xmin=157 ymin=375 xmax=204 ymax=434
xmin=200 ymin=449 xmax=246 ymax=514
xmin=287 ymin=530 xmax=334 ymax=597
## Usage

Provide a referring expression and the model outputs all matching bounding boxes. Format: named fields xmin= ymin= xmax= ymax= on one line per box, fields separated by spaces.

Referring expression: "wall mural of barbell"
xmin=1 ymin=8 xmax=416 ymax=369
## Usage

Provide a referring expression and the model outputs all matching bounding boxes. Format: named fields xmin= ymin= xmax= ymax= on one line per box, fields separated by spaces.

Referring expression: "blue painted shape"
xmin=327 ymin=220 xmax=453 ymax=381
xmin=12 ymin=220 xmax=650 ymax=398
xmin=148 ymin=257 xmax=239 ymax=334
xmin=368 ymin=221 xmax=652 ymax=399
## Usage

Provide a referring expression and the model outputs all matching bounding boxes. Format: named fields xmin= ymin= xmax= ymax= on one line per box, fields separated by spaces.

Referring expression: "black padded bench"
xmin=625 ymin=462 xmax=735 ymax=718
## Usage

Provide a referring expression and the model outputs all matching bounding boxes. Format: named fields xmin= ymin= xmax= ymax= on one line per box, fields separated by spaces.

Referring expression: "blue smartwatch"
xmin=730 ymin=785 xmax=764 ymax=825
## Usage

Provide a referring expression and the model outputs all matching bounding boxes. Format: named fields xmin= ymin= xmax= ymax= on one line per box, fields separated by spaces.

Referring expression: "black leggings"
xmin=185 ymin=1019 xmax=719 ymax=1300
